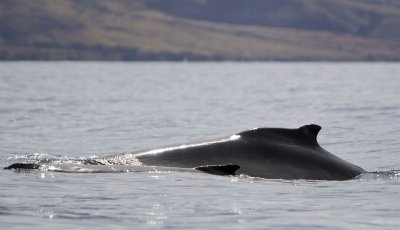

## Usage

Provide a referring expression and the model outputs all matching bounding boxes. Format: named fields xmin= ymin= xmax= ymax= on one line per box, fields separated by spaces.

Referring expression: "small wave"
xmin=6 ymin=153 xmax=101 ymax=165
xmin=4 ymin=152 xmax=145 ymax=173
xmin=358 ymin=170 xmax=400 ymax=181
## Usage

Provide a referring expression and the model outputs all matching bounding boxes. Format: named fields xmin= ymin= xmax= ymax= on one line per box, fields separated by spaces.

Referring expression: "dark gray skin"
xmin=135 ymin=124 xmax=365 ymax=180
xmin=4 ymin=124 xmax=365 ymax=180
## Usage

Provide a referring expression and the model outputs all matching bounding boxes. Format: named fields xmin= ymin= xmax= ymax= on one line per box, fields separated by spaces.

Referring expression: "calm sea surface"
xmin=1 ymin=62 xmax=400 ymax=229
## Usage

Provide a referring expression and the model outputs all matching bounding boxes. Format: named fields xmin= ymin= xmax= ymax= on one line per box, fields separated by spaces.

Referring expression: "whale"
xmin=5 ymin=124 xmax=365 ymax=180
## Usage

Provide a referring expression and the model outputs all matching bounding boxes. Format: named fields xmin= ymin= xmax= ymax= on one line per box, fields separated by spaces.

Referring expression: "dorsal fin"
xmin=237 ymin=125 xmax=322 ymax=146
xmin=298 ymin=124 xmax=321 ymax=146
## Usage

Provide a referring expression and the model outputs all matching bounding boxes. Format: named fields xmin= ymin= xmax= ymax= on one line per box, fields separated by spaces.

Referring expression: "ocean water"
xmin=0 ymin=62 xmax=399 ymax=229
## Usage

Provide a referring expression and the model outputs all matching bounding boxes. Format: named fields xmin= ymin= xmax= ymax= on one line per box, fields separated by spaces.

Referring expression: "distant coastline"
xmin=2 ymin=42 xmax=399 ymax=62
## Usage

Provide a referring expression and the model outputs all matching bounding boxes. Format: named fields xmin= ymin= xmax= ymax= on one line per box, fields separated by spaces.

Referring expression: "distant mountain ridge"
xmin=146 ymin=0 xmax=400 ymax=40
xmin=1 ymin=0 xmax=400 ymax=61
